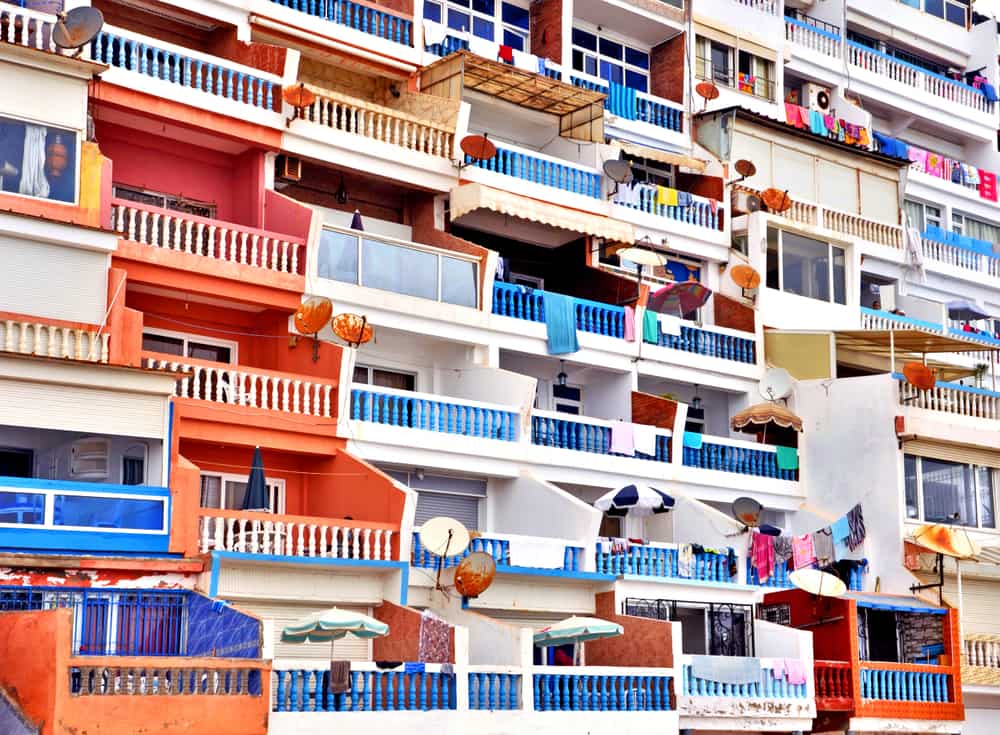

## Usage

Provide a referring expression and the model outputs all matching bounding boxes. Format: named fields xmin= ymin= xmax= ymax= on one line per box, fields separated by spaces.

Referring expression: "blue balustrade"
xmin=596 ymin=543 xmax=734 ymax=583
xmin=412 ymin=532 xmax=510 ymax=568
xmin=351 ymin=388 xmax=518 ymax=441
xmin=425 ymin=34 xmax=468 ymax=56
xmin=89 ymin=32 xmax=276 ymax=110
xmin=746 ymin=559 xmax=794 ymax=588
xmin=532 ymin=415 xmax=670 ymax=464
xmin=269 ymin=0 xmax=412 ymax=45
xmin=468 ymin=672 xmax=522 ymax=709
xmin=533 ymin=673 xmax=672 ymax=711
xmin=618 ymin=185 xmax=720 ymax=230
xmin=492 ymin=282 xmax=626 ymax=338
xmin=682 ymin=661 xmax=808 ymax=699
xmin=659 ymin=325 xmax=756 ymax=364
xmin=683 ymin=441 xmax=799 ymax=481
xmin=274 ymin=668 xmax=457 ymax=712
xmin=570 ymin=77 xmax=682 ymax=132
xmin=563 ymin=546 xmax=584 ymax=571
xmin=860 ymin=667 xmax=951 ymax=703
xmin=467 ymin=146 xmax=601 ymax=198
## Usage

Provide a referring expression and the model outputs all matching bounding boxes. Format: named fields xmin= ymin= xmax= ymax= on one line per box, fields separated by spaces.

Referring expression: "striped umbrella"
xmin=281 ymin=607 xmax=389 ymax=644
xmin=648 ymin=281 xmax=712 ymax=316
xmin=534 ymin=616 xmax=623 ymax=648
xmin=594 ymin=483 xmax=675 ymax=518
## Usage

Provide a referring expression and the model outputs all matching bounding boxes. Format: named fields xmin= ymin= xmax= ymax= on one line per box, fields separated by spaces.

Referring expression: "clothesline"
xmin=423 ymin=20 xmax=552 ymax=75
xmin=614 ymin=180 xmax=719 ymax=213
xmin=783 ymin=103 xmax=872 ymax=148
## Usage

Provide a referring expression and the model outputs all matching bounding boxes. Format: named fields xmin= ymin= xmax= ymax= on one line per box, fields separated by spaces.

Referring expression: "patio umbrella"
xmin=241 ymin=446 xmax=269 ymax=512
xmin=350 ymin=209 xmax=364 ymax=231
xmin=647 ymin=281 xmax=712 ymax=316
xmin=730 ymin=403 xmax=803 ymax=434
xmin=281 ymin=607 xmax=389 ymax=644
xmin=534 ymin=616 xmax=623 ymax=666
xmin=947 ymin=299 xmax=990 ymax=321
xmin=594 ymin=483 xmax=675 ymax=517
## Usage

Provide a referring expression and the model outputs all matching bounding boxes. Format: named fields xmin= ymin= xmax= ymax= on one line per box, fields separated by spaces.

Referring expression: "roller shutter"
xmin=904 ymin=440 xmax=1000 ymax=468
xmin=414 ymin=491 xmax=480 ymax=530
xmin=482 ymin=610 xmax=565 ymax=630
xmin=236 ymin=601 xmax=372 ymax=661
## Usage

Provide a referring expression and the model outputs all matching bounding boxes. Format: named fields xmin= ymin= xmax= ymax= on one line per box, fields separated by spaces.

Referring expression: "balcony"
xmin=111 ymin=199 xmax=305 ymax=278
xmin=466 ymin=143 xmax=603 ymax=199
xmin=682 ymin=434 xmax=799 ymax=482
xmin=0 ymin=315 xmax=109 ymax=363
xmin=0 ymin=476 xmax=169 ymax=554
xmin=919 ymin=228 xmax=1000 ymax=283
xmin=963 ymin=635 xmax=1000 ymax=686
xmin=611 ymin=183 xmax=723 ymax=236
xmin=267 ymin=0 xmax=413 ymax=47
xmin=784 ymin=15 xmax=842 ymax=59
xmin=595 ymin=540 xmax=733 ymax=582
xmin=896 ymin=375 xmax=1000 ymax=424
xmin=199 ymin=509 xmax=398 ymax=561
xmin=679 ymin=655 xmax=809 ymax=698
xmin=569 ymin=74 xmax=684 ymax=135
xmin=412 ymin=531 xmax=586 ymax=573
xmin=531 ymin=412 xmax=670 ymax=464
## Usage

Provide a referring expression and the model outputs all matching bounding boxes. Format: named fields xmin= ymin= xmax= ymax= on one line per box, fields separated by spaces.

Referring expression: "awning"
xmin=450 ymin=183 xmax=634 ymax=242
xmin=420 ymin=51 xmax=605 ymax=143
xmin=844 ymin=592 xmax=947 ymax=615
xmin=611 ymin=140 xmax=707 ymax=173
xmin=836 ymin=328 xmax=1000 ymax=356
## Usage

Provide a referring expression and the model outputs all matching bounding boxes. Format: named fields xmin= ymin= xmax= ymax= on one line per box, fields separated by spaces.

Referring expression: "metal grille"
xmin=624 ymin=598 xmax=755 ymax=656
xmin=0 ymin=586 xmax=188 ymax=656
xmin=758 ymin=602 xmax=791 ymax=627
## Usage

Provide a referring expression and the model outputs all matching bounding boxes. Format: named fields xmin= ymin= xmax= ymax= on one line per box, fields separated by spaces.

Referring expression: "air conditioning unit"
xmin=69 ymin=438 xmax=110 ymax=480
xmin=276 ymin=155 xmax=302 ymax=182
xmin=802 ymin=82 xmax=832 ymax=112
xmin=732 ymin=190 xmax=762 ymax=215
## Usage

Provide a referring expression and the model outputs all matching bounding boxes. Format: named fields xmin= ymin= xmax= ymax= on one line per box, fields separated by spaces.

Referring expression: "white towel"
xmin=19 ymin=124 xmax=49 ymax=199
xmin=633 ymin=423 xmax=658 ymax=457
xmin=657 ymin=313 xmax=683 ymax=336
xmin=905 ymin=226 xmax=927 ymax=283
xmin=422 ymin=20 xmax=448 ymax=46
xmin=512 ymin=49 xmax=537 ymax=71
xmin=506 ymin=537 xmax=568 ymax=569
xmin=468 ymin=35 xmax=499 ymax=60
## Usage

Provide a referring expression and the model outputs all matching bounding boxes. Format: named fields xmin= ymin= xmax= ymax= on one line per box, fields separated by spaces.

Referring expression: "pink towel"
xmin=624 ymin=306 xmax=636 ymax=342
xmin=751 ymin=531 xmax=775 ymax=583
xmin=610 ymin=421 xmax=634 ymax=456
xmin=766 ymin=658 xmax=786 ymax=680
xmin=791 ymin=534 xmax=816 ymax=570
xmin=784 ymin=102 xmax=804 ymax=129
xmin=785 ymin=659 xmax=807 ymax=685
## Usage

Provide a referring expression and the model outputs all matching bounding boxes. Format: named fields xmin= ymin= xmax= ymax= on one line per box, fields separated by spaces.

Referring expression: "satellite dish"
xmin=761 ymin=188 xmax=792 ymax=213
xmin=790 ymin=568 xmax=847 ymax=598
xmin=729 ymin=264 xmax=761 ymax=291
xmin=420 ymin=516 xmax=471 ymax=558
xmin=695 ymin=81 xmax=720 ymax=110
xmin=454 ymin=551 xmax=497 ymax=598
xmin=902 ymin=362 xmax=936 ymax=392
xmin=460 ymin=134 xmax=497 ymax=162
xmin=53 ymin=7 xmax=104 ymax=51
xmin=910 ymin=523 xmax=977 ymax=559
xmin=745 ymin=194 xmax=762 ymax=212
xmin=759 ymin=367 xmax=794 ymax=402
xmin=734 ymin=159 xmax=757 ymax=179
xmin=282 ymin=83 xmax=317 ymax=126
xmin=603 ymin=159 xmax=633 ymax=185
xmin=732 ymin=497 xmax=763 ymax=528
xmin=331 ymin=312 xmax=374 ymax=348
xmin=294 ymin=297 xmax=333 ymax=362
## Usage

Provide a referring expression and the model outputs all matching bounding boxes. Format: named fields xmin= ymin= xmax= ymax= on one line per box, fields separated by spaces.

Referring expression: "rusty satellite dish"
xmin=734 ymin=159 xmax=757 ymax=179
xmin=761 ymin=188 xmax=792 ymax=213
xmin=454 ymin=551 xmax=497 ymax=598
xmin=53 ymin=7 xmax=104 ymax=52
xmin=282 ymin=83 xmax=317 ymax=126
xmin=294 ymin=297 xmax=333 ymax=362
xmin=331 ymin=312 xmax=374 ymax=348
xmin=902 ymin=362 xmax=937 ymax=392
xmin=461 ymin=134 xmax=497 ymax=162
xmin=911 ymin=523 xmax=977 ymax=560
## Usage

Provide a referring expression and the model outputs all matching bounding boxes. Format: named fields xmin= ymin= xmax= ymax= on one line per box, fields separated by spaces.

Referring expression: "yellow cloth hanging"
xmin=656 ymin=186 xmax=678 ymax=207
xmin=858 ymin=127 xmax=871 ymax=147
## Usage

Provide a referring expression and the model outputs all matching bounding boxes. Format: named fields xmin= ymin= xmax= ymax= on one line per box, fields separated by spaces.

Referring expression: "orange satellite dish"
xmin=460 ymin=134 xmax=497 ymax=162
xmin=761 ymin=188 xmax=792 ymax=213
xmin=332 ymin=313 xmax=374 ymax=348
xmin=911 ymin=523 xmax=977 ymax=559
xmin=282 ymin=83 xmax=317 ymax=109
xmin=454 ymin=551 xmax=497 ymax=598
xmin=902 ymin=362 xmax=936 ymax=391
xmin=730 ymin=264 xmax=761 ymax=290
xmin=695 ymin=81 xmax=720 ymax=101
xmin=294 ymin=297 xmax=333 ymax=335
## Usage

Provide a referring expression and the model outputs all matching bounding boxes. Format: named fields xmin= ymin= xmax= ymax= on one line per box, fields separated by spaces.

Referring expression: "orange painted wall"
xmin=264 ymin=188 xmax=313 ymax=242
xmin=373 ymin=602 xmax=455 ymax=662
xmin=764 ymin=589 xmax=853 ymax=663
xmin=105 ymin=267 xmax=144 ymax=368
xmin=0 ymin=609 xmax=64 ymax=733
xmin=586 ymin=592 xmax=674 ymax=669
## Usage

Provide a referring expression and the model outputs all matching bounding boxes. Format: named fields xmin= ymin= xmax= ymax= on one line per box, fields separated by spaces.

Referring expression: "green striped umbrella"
xmin=533 ymin=616 xmax=623 ymax=648
xmin=281 ymin=607 xmax=389 ymax=644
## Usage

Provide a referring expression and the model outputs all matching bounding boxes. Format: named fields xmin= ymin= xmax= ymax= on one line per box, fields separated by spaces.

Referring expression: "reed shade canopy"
xmin=730 ymin=402 xmax=803 ymax=433
xmin=420 ymin=51 xmax=606 ymax=143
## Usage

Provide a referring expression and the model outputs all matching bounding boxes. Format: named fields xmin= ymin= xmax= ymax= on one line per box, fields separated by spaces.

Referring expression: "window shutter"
xmin=414 ymin=490 xmax=480 ymax=530
xmin=905 ymin=440 xmax=1000 ymax=469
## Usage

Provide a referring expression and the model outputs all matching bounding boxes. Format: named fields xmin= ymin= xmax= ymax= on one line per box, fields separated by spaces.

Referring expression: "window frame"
xmin=571 ymin=22 xmax=651 ymax=92
xmin=199 ymin=471 xmax=287 ymax=515
xmin=766 ymin=226 xmax=848 ymax=305
xmin=905 ymin=454 xmax=997 ymax=530
xmin=904 ymin=198 xmax=942 ymax=231
xmin=353 ymin=363 xmax=418 ymax=392
xmin=695 ymin=37 xmax=774 ymax=101
xmin=551 ymin=382 xmax=584 ymax=415
xmin=141 ymin=327 xmax=238 ymax=365
xmin=121 ymin=443 xmax=148 ymax=486
xmin=423 ymin=0 xmax=530 ymax=49
xmin=0 ymin=112 xmax=81 ymax=206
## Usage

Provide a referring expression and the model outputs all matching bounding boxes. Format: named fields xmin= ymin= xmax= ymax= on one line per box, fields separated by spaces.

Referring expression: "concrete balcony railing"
xmin=144 ymin=353 xmax=337 ymax=419
xmin=199 ymin=509 xmax=398 ymax=561
xmin=920 ymin=229 xmax=1000 ymax=281
xmin=679 ymin=655 xmax=810 ymax=699
xmin=656 ymin=323 xmax=757 ymax=364
xmin=612 ymin=186 xmax=721 ymax=231
xmin=965 ymin=635 xmax=1000 ymax=669
xmin=531 ymin=410 xmax=672 ymax=462
xmin=897 ymin=375 xmax=1000 ymax=422
xmin=267 ymin=0 xmax=413 ymax=47
xmin=737 ymin=0 xmax=778 ymax=14
xmin=569 ymin=73 xmax=684 ymax=133
xmin=411 ymin=530 xmax=585 ymax=572
xmin=111 ymin=199 xmax=305 ymax=276
xmin=595 ymin=540 xmax=734 ymax=582
xmin=682 ymin=434 xmax=799 ymax=481
xmin=466 ymin=143 xmax=602 ymax=199
xmin=859 ymin=662 xmax=954 ymax=704
xmin=72 ymin=657 xmax=267 ymax=696
xmin=532 ymin=667 xmax=674 ymax=711
xmin=275 ymin=663 xmax=456 ymax=712
xmin=0 ymin=316 xmax=109 ymax=363
xmin=814 ymin=660 xmax=854 ymax=710
xmin=784 ymin=15 xmax=842 ymax=58
xmin=299 ymin=86 xmax=454 ymax=159
xmin=492 ymin=282 xmax=626 ymax=339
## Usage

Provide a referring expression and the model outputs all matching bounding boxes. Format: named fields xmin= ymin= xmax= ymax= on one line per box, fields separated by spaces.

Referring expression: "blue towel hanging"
xmin=542 ymin=292 xmax=579 ymax=355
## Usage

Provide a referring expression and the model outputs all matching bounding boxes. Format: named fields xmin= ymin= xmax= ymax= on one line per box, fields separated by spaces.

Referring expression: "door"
xmin=865 ymin=609 xmax=900 ymax=662
xmin=0 ymin=449 xmax=32 ymax=478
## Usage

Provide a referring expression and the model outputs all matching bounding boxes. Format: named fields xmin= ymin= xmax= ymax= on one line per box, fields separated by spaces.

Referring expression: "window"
xmin=696 ymin=37 xmax=733 ymax=87
xmin=0 ymin=448 xmax=33 ymax=478
xmin=552 ymin=384 xmax=583 ymax=414
xmin=766 ymin=227 xmax=847 ymax=305
xmin=122 ymin=444 xmax=147 ymax=486
xmin=318 ymin=228 xmax=478 ymax=308
xmin=113 ymin=185 xmax=216 ymax=218
xmin=353 ymin=364 xmax=416 ymax=391
xmin=54 ymin=495 xmax=165 ymax=531
xmin=899 ymin=0 xmax=968 ymax=27
xmin=737 ymin=51 xmax=775 ymax=101
xmin=952 ymin=212 xmax=1000 ymax=246
xmin=0 ymin=115 xmax=78 ymax=204
xmin=905 ymin=454 xmax=996 ymax=529
xmin=759 ymin=603 xmax=791 ymax=627
xmin=423 ymin=0 xmax=529 ymax=49
xmin=141 ymin=329 xmax=236 ymax=364
xmin=571 ymin=27 xmax=650 ymax=92
xmin=199 ymin=473 xmax=286 ymax=514
xmin=904 ymin=199 xmax=942 ymax=231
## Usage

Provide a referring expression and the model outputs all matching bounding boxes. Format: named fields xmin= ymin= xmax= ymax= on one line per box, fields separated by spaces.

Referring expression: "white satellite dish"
xmin=759 ymin=367 xmax=794 ymax=402
xmin=420 ymin=516 xmax=471 ymax=558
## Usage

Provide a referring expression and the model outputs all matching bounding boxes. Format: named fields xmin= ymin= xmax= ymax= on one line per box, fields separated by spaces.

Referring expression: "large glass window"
xmin=953 ymin=211 xmax=1000 ymax=246
xmin=0 ymin=115 xmax=78 ymax=203
xmin=766 ymin=227 xmax=846 ymax=304
xmin=906 ymin=454 xmax=997 ymax=529
xmin=901 ymin=0 xmax=968 ymax=27
xmin=53 ymin=495 xmax=165 ymax=531
xmin=572 ymin=27 xmax=650 ymax=91
xmin=423 ymin=0 xmax=529 ymax=48
xmin=354 ymin=364 xmax=417 ymax=391
xmin=141 ymin=330 xmax=235 ymax=364
xmin=695 ymin=37 xmax=733 ymax=87
xmin=0 ymin=491 xmax=44 ymax=524
xmin=199 ymin=473 xmax=285 ymax=514
xmin=318 ymin=228 xmax=479 ymax=307
xmin=904 ymin=199 xmax=942 ymax=231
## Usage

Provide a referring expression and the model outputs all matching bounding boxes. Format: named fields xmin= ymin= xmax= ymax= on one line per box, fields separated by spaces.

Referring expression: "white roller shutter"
xmin=238 ymin=601 xmax=372 ymax=661
xmin=414 ymin=491 xmax=480 ymax=530
xmin=0 ymin=378 xmax=166 ymax=438
xmin=0 ymin=237 xmax=107 ymax=323
xmin=482 ymin=610 xmax=565 ymax=630
xmin=904 ymin=440 xmax=1000 ymax=468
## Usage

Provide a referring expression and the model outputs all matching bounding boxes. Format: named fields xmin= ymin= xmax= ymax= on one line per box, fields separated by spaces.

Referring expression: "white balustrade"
xmin=736 ymin=0 xmax=777 ymax=14
xmin=899 ymin=380 xmax=1000 ymax=421
xmin=300 ymin=87 xmax=454 ymax=159
xmin=112 ymin=200 xmax=302 ymax=275
xmin=199 ymin=512 xmax=395 ymax=560
xmin=785 ymin=18 xmax=841 ymax=58
xmin=965 ymin=636 xmax=1000 ymax=668
xmin=1 ymin=319 xmax=109 ymax=363
xmin=143 ymin=356 xmax=334 ymax=418
xmin=0 ymin=5 xmax=56 ymax=52
xmin=823 ymin=208 xmax=903 ymax=248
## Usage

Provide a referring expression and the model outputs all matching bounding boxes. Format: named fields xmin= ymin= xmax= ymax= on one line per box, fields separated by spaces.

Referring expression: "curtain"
xmin=18 ymin=124 xmax=49 ymax=198
xmin=199 ymin=475 xmax=222 ymax=508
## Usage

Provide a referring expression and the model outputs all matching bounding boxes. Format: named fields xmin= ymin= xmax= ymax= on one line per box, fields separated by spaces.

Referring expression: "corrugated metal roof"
xmin=843 ymin=592 xmax=947 ymax=614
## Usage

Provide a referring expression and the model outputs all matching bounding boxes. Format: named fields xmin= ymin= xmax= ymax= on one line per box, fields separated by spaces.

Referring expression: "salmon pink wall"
xmin=264 ymin=189 xmax=313 ymax=241
xmin=586 ymin=592 xmax=674 ymax=669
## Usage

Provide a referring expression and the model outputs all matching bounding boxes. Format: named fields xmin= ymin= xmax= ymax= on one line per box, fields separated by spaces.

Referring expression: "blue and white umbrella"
xmin=594 ymin=484 xmax=675 ymax=518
